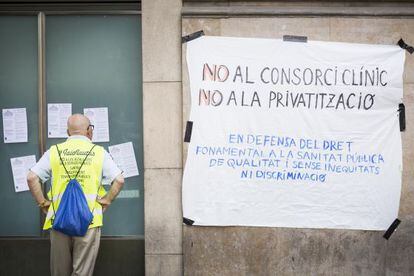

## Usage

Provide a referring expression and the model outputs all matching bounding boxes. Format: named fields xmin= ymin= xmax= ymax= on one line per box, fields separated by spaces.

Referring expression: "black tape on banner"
xmin=184 ymin=121 xmax=193 ymax=143
xmin=399 ymin=103 xmax=406 ymax=132
xmin=182 ymin=30 xmax=205 ymax=44
xmin=183 ymin=217 xmax=195 ymax=226
xmin=383 ymin=218 xmax=401 ymax=240
xmin=283 ymin=35 xmax=308 ymax=43
xmin=398 ymin=39 xmax=414 ymax=54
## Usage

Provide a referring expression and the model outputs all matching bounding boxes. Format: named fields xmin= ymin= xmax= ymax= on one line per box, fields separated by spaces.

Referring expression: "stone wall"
xmin=142 ymin=0 xmax=183 ymax=275
xmin=182 ymin=15 xmax=414 ymax=276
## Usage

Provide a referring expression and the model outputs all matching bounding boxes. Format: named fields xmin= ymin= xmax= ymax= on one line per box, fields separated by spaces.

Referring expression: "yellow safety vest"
xmin=43 ymin=138 xmax=106 ymax=230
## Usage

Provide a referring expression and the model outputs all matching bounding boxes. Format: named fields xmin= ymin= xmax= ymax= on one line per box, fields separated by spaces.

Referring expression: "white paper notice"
xmin=10 ymin=155 xmax=36 ymax=192
xmin=48 ymin=103 xmax=72 ymax=138
xmin=84 ymin=107 xmax=110 ymax=142
xmin=108 ymin=142 xmax=139 ymax=178
xmin=2 ymin=108 xmax=28 ymax=143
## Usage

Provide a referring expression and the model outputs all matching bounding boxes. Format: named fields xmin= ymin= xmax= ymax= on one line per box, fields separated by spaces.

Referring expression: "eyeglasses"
xmin=87 ymin=124 xmax=94 ymax=131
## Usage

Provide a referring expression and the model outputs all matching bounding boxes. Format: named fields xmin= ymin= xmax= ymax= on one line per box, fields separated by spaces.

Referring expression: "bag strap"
xmin=49 ymin=144 xmax=97 ymax=222
xmin=55 ymin=144 xmax=71 ymax=180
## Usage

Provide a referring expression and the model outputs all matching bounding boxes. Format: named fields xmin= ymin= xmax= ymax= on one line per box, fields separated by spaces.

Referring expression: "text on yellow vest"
xmin=43 ymin=139 xmax=106 ymax=230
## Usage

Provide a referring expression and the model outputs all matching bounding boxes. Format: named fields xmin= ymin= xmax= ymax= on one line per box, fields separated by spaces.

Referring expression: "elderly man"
xmin=27 ymin=114 xmax=124 ymax=276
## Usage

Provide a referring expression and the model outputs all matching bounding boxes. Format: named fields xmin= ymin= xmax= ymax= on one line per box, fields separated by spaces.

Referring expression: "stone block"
xmin=220 ymin=17 xmax=330 ymax=41
xmin=400 ymin=20 xmax=414 ymax=84
xmin=329 ymin=18 xmax=403 ymax=45
xmin=183 ymin=226 xmax=388 ymax=276
xmin=400 ymin=84 xmax=414 ymax=217
xmin=142 ymin=0 xmax=182 ymax=82
xmin=329 ymin=229 xmax=386 ymax=276
xmin=145 ymin=169 xmax=183 ymax=255
xmin=146 ymin=254 xmax=183 ymax=276
xmin=182 ymin=18 xmax=221 ymax=37
xmin=385 ymin=215 xmax=414 ymax=275
xmin=143 ymin=82 xmax=182 ymax=169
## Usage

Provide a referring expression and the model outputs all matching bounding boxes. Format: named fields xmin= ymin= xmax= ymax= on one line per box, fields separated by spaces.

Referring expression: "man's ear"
xmin=87 ymin=129 xmax=93 ymax=139
xmin=67 ymin=129 xmax=70 ymax=136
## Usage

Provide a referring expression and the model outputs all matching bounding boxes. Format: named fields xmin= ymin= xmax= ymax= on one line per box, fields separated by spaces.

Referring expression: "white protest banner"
xmin=182 ymin=36 xmax=405 ymax=230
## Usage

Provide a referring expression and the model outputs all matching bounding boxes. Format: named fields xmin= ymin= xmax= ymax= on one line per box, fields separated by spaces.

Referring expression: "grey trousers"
xmin=50 ymin=227 xmax=101 ymax=276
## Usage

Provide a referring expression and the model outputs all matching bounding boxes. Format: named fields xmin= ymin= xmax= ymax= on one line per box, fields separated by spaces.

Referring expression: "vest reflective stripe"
xmin=51 ymin=192 xmax=105 ymax=202
xmin=43 ymin=139 xmax=105 ymax=230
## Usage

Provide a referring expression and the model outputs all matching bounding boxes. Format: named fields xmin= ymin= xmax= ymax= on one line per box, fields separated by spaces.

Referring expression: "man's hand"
xmin=39 ymin=200 xmax=51 ymax=214
xmin=27 ymin=171 xmax=49 ymax=212
xmin=97 ymin=197 xmax=111 ymax=212
xmin=96 ymin=174 xmax=124 ymax=212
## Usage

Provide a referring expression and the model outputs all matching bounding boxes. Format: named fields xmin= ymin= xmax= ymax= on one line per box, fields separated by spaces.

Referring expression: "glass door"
xmin=45 ymin=14 xmax=144 ymax=236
